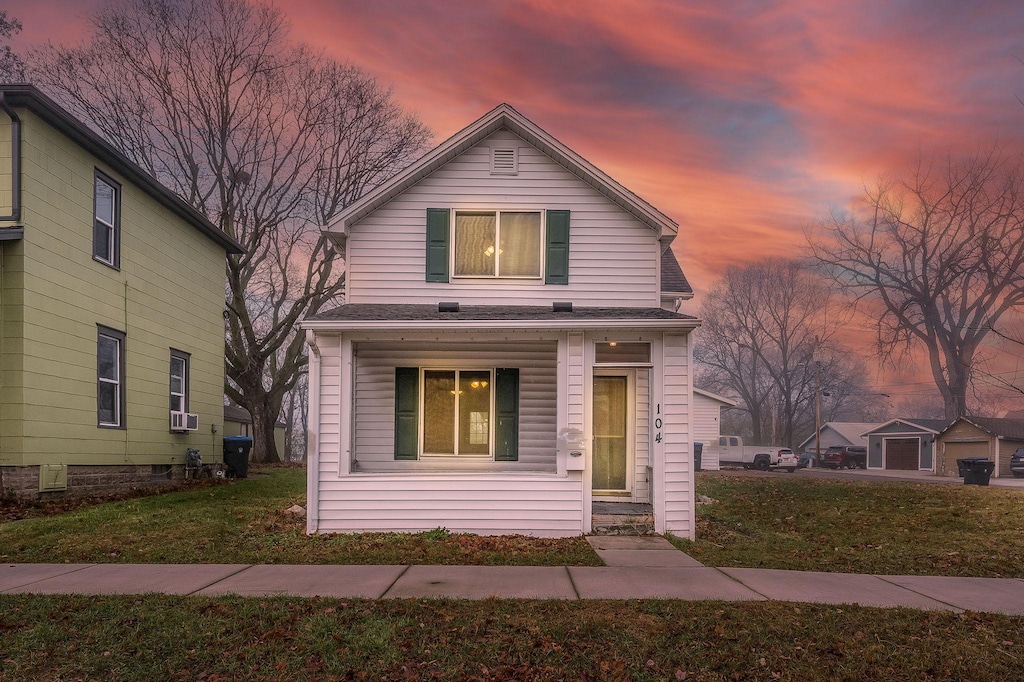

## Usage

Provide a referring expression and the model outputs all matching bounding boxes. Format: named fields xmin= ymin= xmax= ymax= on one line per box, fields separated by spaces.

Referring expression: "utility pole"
xmin=814 ymin=336 xmax=822 ymax=464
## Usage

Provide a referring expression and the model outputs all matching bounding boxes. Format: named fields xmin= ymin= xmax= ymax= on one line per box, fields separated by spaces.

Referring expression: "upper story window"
xmin=453 ymin=210 xmax=542 ymax=279
xmin=425 ymin=208 xmax=568 ymax=285
xmin=170 ymin=350 xmax=190 ymax=413
xmin=93 ymin=171 xmax=121 ymax=268
xmin=97 ymin=325 xmax=126 ymax=429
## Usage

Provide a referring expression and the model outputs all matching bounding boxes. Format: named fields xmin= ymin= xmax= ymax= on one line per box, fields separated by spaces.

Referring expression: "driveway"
xmin=709 ymin=467 xmax=1024 ymax=488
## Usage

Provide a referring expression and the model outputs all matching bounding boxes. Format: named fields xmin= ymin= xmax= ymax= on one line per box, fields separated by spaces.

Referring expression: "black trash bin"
xmin=223 ymin=436 xmax=253 ymax=479
xmin=694 ymin=442 xmax=704 ymax=472
xmin=961 ymin=458 xmax=995 ymax=486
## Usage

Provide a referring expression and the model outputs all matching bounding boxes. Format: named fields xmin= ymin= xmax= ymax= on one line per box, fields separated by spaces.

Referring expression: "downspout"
xmin=305 ymin=329 xmax=321 ymax=534
xmin=0 ymin=93 xmax=21 ymax=223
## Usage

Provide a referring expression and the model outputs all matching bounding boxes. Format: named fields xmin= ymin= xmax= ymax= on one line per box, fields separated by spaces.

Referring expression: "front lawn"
xmin=0 ymin=468 xmax=600 ymax=566
xmin=0 ymin=595 xmax=1021 ymax=681
xmin=671 ymin=472 xmax=1024 ymax=577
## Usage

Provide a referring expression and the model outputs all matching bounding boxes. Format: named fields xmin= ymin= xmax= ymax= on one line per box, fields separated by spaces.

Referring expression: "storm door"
xmin=592 ymin=373 xmax=631 ymax=493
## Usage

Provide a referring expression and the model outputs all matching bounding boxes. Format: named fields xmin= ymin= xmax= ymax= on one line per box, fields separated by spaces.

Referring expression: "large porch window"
xmin=423 ymin=369 xmax=492 ymax=456
xmin=395 ymin=366 xmax=520 ymax=462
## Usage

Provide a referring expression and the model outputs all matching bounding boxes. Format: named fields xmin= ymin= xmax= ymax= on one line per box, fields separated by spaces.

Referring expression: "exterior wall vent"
xmin=552 ymin=301 xmax=573 ymax=312
xmin=490 ymin=147 xmax=518 ymax=175
xmin=438 ymin=301 xmax=460 ymax=312
xmin=39 ymin=464 xmax=68 ymax=492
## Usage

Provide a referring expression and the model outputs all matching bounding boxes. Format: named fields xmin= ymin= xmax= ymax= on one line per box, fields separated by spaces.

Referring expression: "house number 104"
xmin=655 ymin=404 xmax=663 ymax=443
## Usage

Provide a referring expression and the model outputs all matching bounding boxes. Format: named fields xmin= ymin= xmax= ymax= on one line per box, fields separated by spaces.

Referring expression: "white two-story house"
xmin=301 ymin=104 xmax=699 ymax=538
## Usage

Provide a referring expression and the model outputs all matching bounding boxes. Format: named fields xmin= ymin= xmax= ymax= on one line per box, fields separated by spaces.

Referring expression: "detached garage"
xmin=864 ymin=419 xmax=949 ymax=472
xmin=936 ymin=417 xmax=1024 ymax=478
xmin=693 ymin=389 xmax=737 ymax=471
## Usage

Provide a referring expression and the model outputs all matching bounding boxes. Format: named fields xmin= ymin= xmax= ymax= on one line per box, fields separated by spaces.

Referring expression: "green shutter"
xmin=425 ymin=208 xmax=450 ymax=282
xmin=494 ymin=368 xmax=519 ymax=461
xmin=394 ymin=367 xmax=419 ymax=460
xmin=545 ymin=210 xmax=570 ymax=284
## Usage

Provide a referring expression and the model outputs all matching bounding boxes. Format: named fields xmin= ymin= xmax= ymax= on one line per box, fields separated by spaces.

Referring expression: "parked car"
xmin=1011 ymin=447 xmax=1024 ymax=478
xmin=822 ymin=445 xmax=867 ymax=470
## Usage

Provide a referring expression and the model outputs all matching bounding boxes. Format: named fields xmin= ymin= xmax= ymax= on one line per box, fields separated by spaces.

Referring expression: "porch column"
xmin=562 ymin=330 xmax=588 ymax=532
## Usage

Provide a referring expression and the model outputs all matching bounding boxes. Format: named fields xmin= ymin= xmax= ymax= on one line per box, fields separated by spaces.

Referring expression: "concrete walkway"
xmin=3 ymin=556 xmax=1023 ymax=615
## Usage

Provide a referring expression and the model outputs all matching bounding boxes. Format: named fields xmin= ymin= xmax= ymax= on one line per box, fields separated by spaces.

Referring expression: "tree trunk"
xmin=248 ymin=398 xmax=282 ymax=464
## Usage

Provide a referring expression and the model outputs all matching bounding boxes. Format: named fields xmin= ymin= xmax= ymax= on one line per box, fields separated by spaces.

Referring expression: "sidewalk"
xmin=3 ymin=537 xmax=1023 ymax=616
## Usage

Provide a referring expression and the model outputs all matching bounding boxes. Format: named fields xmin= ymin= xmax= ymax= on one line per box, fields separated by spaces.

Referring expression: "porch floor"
xmin=591 ymin=501 xmax=655 ymax=536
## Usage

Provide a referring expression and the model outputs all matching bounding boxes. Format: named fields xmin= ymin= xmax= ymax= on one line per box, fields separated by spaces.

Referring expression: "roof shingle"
xmin=308 ymin=304 xmax=697 ymax=322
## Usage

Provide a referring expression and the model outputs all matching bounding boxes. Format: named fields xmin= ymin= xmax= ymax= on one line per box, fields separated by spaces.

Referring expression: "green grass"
xmin=0 ymin=468 xmax=600 ymax=566
xmin=670 ymin=473 xmax=1024 ymax=577
xmin=0 ymin=595 xmax=1021 ymax=680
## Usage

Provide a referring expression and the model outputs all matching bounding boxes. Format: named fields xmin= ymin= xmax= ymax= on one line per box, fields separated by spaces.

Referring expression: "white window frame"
xmin=418 ymin=368 xmax=495 ymax=459
xmin=93 ymin=171 xmax=120 ymax=268
xmin=97 ymin=327 xmax=124 ymax=428
xmin=450 ymin=209 xmax=545 ymax=280
xmin=170 ymin=350 xmax=189 ymax=414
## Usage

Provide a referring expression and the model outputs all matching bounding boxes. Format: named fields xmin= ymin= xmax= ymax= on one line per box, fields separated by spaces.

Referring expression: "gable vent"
xmin=490 ymin=147 xmax=518 ymax=175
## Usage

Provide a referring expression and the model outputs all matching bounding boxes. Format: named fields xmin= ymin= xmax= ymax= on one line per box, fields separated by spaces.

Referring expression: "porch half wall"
xmin=315 ymin=471 xmax=585 ymax=537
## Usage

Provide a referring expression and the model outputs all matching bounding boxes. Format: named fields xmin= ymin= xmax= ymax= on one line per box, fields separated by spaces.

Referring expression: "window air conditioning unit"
xmin=170 ymin=411 xmax=199 ymax=432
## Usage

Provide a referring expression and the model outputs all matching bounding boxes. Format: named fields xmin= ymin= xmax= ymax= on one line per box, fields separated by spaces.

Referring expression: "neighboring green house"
xmin=0 ymin=85 xmax=243 ymax=497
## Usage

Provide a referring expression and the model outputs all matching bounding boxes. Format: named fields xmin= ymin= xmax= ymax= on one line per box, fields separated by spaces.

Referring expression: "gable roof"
xmin=327 ymin=103 xmax=679 ymax=240
xmin=797 ymin=422 xmax=880 ymax=450
xmin=938 ymin=416 xmax=1024 ymax=441
xmin=694 ymin=388 xmax=738 ymax=407
xmin=862 ymin=418 xmax=950 ymax=437
xmin=661 ymin=248 xmax=693 ymax=296
xmin=0 ymin=84 xmax=243 ymax=254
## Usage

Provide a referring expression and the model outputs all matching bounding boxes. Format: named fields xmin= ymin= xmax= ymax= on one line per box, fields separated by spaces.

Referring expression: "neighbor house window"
xmin=170 ymin=350 xmax=190 ymax=413
xmin=97 ymin=326 xmax=126 ymax=428
xmin=453 ymin=210 xmax=542 ymax=278
xmin=93 ymin=172 xmax=120 ymax=268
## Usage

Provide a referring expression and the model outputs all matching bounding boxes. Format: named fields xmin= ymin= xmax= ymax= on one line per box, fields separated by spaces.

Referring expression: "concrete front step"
xmin=592 ymin=513 xmax=656 ymax=535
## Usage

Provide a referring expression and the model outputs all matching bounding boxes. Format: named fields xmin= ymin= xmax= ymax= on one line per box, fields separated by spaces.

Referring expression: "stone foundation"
xmin=0 ymin=464 xmax=185 ymax=499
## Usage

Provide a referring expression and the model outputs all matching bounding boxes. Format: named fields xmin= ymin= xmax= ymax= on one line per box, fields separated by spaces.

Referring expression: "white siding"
xmin=350 ymin=341 xmax=557 ymax=472
xmin=693 ymin=392 xmax=727 ymax=470
xmin=662 ymin=334 xmax=693 ymax=538
xmin=316 ymin=473 xmax=585 ymax=537
xmin=316 ymin=335 xmax=342 ymax=476
xmin=634 ymin=368 xmax=651 ymax=502
xmin=346 ymin=130 xmax=660 ymax=306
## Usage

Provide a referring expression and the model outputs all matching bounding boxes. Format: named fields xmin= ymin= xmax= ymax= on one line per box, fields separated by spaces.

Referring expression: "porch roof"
xmin=303 ymin=304 xmax=699 ymax=331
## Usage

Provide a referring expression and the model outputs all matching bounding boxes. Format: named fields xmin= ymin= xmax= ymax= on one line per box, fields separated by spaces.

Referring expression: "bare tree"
xmin=283 ymin=368 xmax=309 ymax=462
xmin=809 ymin=150 xmax=1024 ymax=420
xmin=694 ymin=258 xmax=858 ymax=448
xmin=0 ymin=10 xmax=25 ymax=81
xmin=29 ymin=0 xmax=430 ymax=461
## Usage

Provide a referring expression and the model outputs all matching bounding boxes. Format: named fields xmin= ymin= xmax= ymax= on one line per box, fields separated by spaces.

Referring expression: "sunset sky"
xmin=9 ymin=0 xmax=1024 ymax=404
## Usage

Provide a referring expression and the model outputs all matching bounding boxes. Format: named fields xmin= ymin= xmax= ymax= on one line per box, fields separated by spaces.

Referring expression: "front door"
xmin=593 ymin=373 xmax=630 ymax=493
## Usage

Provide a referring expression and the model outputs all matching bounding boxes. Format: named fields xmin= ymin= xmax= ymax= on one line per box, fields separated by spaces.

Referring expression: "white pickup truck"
xmin=716 ymin=435 xmax=799 ymax=473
